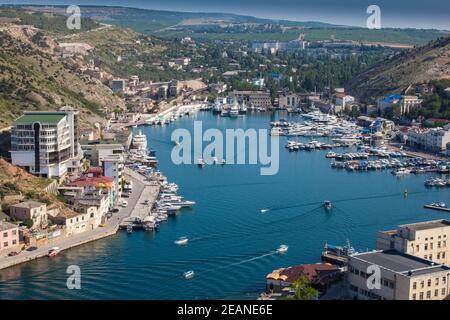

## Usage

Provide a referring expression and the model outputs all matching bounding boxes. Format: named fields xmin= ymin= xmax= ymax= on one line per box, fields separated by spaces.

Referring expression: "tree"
xmin=289 ymin=275 xmax=319 ymax=300
xmin=23 ymin=218 xmax=34 ymax=229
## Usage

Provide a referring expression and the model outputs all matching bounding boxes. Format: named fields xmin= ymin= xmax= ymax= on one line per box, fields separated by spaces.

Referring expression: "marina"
xmin=1 ymin=111 xmax=450 ymax=300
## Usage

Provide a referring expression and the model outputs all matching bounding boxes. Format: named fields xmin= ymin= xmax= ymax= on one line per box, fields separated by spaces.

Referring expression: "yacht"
xmin=132 ymin=130 xmax=148 ymax=151
xmin=392 ymin=168 xmax=411 ymax=176
xmin=175 ymin=237 xmax=189 ymax=246
xmin=270 ymin=127 xmax=284 ymax=136
xmin=277 ymin=245 xmax=289 ymax=254
xmin=183 ymin=270 xmax=195 ymax=279
xmin=229 ymin=103 xmax=240 ymax=117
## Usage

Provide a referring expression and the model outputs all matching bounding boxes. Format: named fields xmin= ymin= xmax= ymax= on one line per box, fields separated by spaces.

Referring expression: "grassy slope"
xmin=0 ymin=24 xmax=125 ymax=129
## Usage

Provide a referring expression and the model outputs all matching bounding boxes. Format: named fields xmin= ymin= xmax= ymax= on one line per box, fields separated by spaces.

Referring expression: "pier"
xmin=119 ymin=168 xmax=161 ymax=228
xmin=424 ymin=204 xmax=450 ymax=213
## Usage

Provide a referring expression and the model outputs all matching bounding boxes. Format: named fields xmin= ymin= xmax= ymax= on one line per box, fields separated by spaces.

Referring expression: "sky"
xmin=1 ymin=0 xmax=450 ymax=30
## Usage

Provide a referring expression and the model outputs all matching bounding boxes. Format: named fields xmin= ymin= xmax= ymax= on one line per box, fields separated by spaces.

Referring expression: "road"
xmin=0 ymin=172 xmax=144 ymax=270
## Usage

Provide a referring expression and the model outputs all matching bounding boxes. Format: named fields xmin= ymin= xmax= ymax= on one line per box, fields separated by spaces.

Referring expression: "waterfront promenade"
xmin=0 ymin=172 xmax=145 ymax=271
xmin=120 ymin=168 xmax=161 ymax=226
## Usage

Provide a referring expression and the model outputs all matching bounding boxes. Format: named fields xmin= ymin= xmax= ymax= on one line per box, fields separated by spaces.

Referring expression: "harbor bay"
xmin=0 ymin=111 xmax=449 ymax=300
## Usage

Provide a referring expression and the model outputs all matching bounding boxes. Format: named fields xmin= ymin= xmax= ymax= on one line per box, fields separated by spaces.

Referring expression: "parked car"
xmin=26 ymin=246 xmax=38 ymax=252
xmin=8 ymin=251 xmax=19 ymax=257
xmin=112 ymin=208 xmax=120 ymax=213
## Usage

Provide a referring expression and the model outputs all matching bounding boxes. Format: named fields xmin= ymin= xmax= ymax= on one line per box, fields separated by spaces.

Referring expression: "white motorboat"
xmin=183 ymin=270 xmax=195 ymax=279
xmin=126 ymin=224 xmax=133 ymax=233
xmin=197 ymin=158 xmax=205 ymax=166
xmin=260 ymin=208 xmax=269 ymax=213
xmin=324 ymin=200 xmax=332 ymax=210
xmin=392 ymin=168 xmax=411 ymax=176
xmin=175 ymin=237 xmax=189 ymax=246
xmin=277 ymin=245 xmax=289 ymax=253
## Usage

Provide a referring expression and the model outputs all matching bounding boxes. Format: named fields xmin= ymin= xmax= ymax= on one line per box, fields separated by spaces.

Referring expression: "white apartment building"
xmin=406 ymin=124 xmax=450 ymax=152
xmin=347 ymin=250 xmax=450 ymax=300
xmin=102 ymin=155 xmax=124 ymax=198
xmin=377 ymin=220 xmax=450 ymax=266
xmin=10 ymin=110 xmax=82 ymax=179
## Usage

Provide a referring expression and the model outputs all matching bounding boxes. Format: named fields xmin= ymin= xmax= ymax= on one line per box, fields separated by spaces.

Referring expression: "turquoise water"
xmin=1 ymin=112 xmax=449 ymax=300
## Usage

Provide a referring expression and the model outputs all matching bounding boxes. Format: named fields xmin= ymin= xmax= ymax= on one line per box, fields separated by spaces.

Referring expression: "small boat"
xmin=197 ymin=159 xmax=205 ymax=167
xmin=183 ymin=270 xmax=195 ymax=279
xmin=126 ymin=224 xmax=133 ymax=233
xmin=277 ymin=244 xmax=289 ymax=254
xmin=324 ymin=200 xmax=332 ymax=210
xmin=260 ymin=208 xmax=269 ymax=213
xmin=212 ymin=157 xmax=218 ymax=164
xmin=221 ymin=159 xmax=226 ymax=165
xmin=48 ymin=247 xmax=60 ymax=257
xmin=174 ymin=236 xmax=189 ymax=246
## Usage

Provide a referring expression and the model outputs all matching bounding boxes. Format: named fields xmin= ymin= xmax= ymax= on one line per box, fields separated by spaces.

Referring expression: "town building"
xmin=335 ymin=93 xmax=355 ymax=112
xmin=347 ymin=250 xmax=450 ymax=300
xmin=400 ymin=96 xmax=422 ymax=114
xmin=377 ymin=220 xmax=450 ymax=266
xmin=266 ymin=263 xmax=341 ymax=293
xmin=0 ymin=221 xmax=20 ymax=254
xmin=278 ymin=92 xmax=301 ymax=109
xmin=231 ymin=90 xmax=272 ymax=110
xmin=208 ymin=82 xmax=227 ymax=94
xmin=377 ymin=94 xmax=401 ymax=114
xmin=49 ymin=206 xmax=103 ymax=236
xmin=406 ymin=124 xmax=450 ymax=152
xmin=10 ymin=109 xmax=83 ymax=179
xmin=111 ymin=79 xmax=126 ymax=93
xmin=9 ymin=201 xmax=48 ymax=229
xmin=377 ymin=94 xmax=422 ymax=115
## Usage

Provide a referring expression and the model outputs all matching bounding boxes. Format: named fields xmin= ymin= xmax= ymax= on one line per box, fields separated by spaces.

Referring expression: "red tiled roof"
xmin=267 ymin=263 xmax=339 ymax=283
xmin=68 ymin=176 xmax=113 ymax=188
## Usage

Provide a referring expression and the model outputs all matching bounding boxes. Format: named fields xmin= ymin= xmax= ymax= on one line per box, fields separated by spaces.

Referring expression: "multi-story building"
xmin=10 ymin=201 xmax=48 ymax=229
xmin=278 ymin=92 xmax=301 ymax=109
xmin=347 ymin=250 xmax=450 ymax=300
xmin=406 ymin=124 xmax=450 ymax=152
xmin=49 ymin=206 xmax=103 ymax=236
xmin=231 ymin=90 xmax=272 ymax=110
xmin=0 ymin=221 xmax=19 ymax=254
xmin=377 ymin=220 xmax=450 ymax=266
xmin=335 ymin=93 xmax=355 ymax=112
xmin=81 ymin=140 xmax=124 ymax=166
xmin=10 ymin=109 xmax=82 ymax=179
xmin=400 ymin=96 xmax=422 ymax=114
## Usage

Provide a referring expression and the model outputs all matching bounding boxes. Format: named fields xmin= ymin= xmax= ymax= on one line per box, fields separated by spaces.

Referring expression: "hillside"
xmin=346 ymin=36 xmax=450 ymax=102
xmin=16 ymin=5 xmax=448 ymax=46
xmin=0 ymin=22 xmax=125 ymax=129
xmin=0 ymin=158 xmax=73 ymax=216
